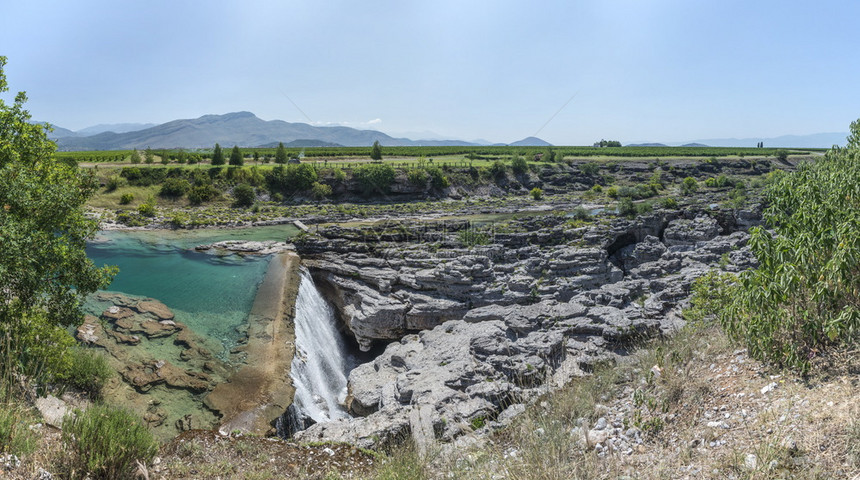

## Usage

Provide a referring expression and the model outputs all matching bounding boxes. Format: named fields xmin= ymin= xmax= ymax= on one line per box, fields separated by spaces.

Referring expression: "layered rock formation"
xmin=293 ymin=207 xmax=761 ymax=449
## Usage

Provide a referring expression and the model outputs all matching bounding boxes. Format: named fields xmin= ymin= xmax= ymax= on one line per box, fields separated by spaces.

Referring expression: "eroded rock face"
xmin=294 ymin=208 xmax=760 ymax=448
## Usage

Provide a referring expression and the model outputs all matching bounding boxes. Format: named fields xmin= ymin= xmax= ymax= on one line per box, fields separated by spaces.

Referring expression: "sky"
xmin=2 ymin=0 xmax=859 ymax=145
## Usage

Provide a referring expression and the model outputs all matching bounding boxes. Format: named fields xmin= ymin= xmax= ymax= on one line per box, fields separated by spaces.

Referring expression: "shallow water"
xmin=85 ymin=225 xmax=300 ymax=356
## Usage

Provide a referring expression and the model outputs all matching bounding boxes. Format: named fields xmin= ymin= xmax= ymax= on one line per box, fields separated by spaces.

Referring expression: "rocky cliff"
xmin=291 ymin=205 xmax=762 ymax=449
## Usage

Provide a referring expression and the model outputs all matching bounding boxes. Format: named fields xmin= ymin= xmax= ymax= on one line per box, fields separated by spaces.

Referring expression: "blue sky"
xmin=2 ymin=0 xmax=858 ymax=145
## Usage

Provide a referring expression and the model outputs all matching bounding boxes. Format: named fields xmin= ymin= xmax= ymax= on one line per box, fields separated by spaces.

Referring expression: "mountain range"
xmin=629 ymin=133 xmax=847 ymax=149
xmin=44 ymin=112 xmax=551 ymax=151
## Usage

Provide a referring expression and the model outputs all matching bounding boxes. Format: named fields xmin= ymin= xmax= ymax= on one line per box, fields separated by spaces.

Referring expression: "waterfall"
xmin=280 ymin=268 xmax=351 ymax=436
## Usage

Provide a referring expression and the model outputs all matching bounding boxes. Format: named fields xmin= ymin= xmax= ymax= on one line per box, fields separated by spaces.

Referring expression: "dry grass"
xmin=387 ymin=323 xmax=860 ymax=480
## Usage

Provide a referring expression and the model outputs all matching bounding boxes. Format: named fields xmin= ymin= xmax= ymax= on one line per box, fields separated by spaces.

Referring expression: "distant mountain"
xmin=685 ymin=132 xmax=847 ymax=149
xmin=31 ymin=121 xmax=77 ymax=140
xmin=77 ymin=123 xmax=157 ymax=136
xmin=681 ymin=143 xmax=709 ymax=147
xmin=54 ymin=112 xmax=414 ymax=151
xmin=626 ymin=143 xmax=667 ymax=147
xmin=509 ymin=136 xmax=552 ymax=147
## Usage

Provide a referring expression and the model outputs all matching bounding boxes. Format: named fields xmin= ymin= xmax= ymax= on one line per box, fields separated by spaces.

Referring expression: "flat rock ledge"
xmin=194 ymin=240 xmax=295 ymax=256
xmin=204 ymin=251 xmax=301 ymax=435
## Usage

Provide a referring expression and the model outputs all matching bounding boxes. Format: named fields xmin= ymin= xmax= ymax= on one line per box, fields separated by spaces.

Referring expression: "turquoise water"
xmin=85 ymin=225 xmax=299 ymax=356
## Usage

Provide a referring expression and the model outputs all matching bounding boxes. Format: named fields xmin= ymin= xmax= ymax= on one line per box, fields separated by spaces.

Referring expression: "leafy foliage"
xmin=265 ymin=164 xmax=319 ymax=195
xmin=63 ymin=348 xmax=113 ymax=399
xmin=699 ymin=121 xmax=860 ymax=372
xmin=0 ymin=57 xmax=115 ymax=348
xmin=62 ymin=404 xmax=158 ymax=479
xmin=231 ymin=183 xmax=255 ymax=207
xmin=370 ymin=140 xmax=382 ymax=160
xmin=354 ymin=163 xmax=395 ymax=195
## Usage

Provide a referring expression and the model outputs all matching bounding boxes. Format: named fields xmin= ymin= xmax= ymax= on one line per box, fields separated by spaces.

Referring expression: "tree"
xmin=370 ymin=140 xmax=382 ymax=160
xmin=229 ymin=145 xmax=243 ymax=166
xmin=0 ymin=56 xmax=114 ymax=379
xmin=275 ymin=142 xmax=288 ymax=164
xmin=144 ymin=147 xmax=154 ymax=164
xmin=130 ymin=149 xmax=142 ymax=164
xmin=211 ymin=143 xmax=225 ymax=165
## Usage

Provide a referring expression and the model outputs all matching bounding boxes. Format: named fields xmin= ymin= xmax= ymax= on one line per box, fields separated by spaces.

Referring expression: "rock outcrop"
xmin=294 ymin=207 xmax=761 ymax=448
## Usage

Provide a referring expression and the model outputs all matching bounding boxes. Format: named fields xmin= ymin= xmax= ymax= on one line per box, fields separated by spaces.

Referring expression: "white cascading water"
xmin=288 ymin=268 xmax=351 ymax=425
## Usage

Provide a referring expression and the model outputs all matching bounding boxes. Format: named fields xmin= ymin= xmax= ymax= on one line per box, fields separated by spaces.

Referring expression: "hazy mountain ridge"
xmin=46 ymin=112 xmax=551 ymax=150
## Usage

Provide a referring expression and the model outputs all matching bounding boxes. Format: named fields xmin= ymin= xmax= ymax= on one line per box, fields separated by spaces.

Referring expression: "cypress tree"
xmin=275 ymin=142 xmax=287 ymax=164
xmin=229 ymin=145 xmax=243 ymax=166
xmin=212 ymin=143 xmax=225 ymax=165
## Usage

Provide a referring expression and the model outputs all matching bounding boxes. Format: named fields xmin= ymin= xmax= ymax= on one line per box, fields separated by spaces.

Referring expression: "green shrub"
xmin=426 ymin=166 xmax=449 ymax=189
xmin=775 ymin=149 xmax=788 ymax=162
xmin=137 ymin=201 xmax=156 ymax=217
xmin=530 ymin=187 xmax=543 ymax=200
xmin=310 ymin=181 xmax=333 ymax=200
xmin=703 ymin=120 xmax=860 ymax=373
xmin=489 ymin=160 xmax=507 ymax=180
xmin=570 ymin=206 xmax=591 ymax=221
xmin=187 ymin=184 xmax=218 ymax=205
xmin=333 ymin=168 xmax=346 ymax=184
xmin=606 ymin=186 xmax=618 ymax=198
xmin=354 ymin=163 xmax=395 ymax=195
xmin=408 ymin=169 xmax=428 ymax=186
xmin=660 ymin=196 xmax=678 ymax=209
xmin=681 ymin=177 xmax=698 ymax=195
xmin=104 ymin=175 xmax=125 ymax=192
xmin=62 ymin=404 xmax=158 ymax=479
xmin=232 ymin=183 xmax=255 ymax=207
xmin=119 ymin=193 xmax=134 ymax=205
xmin=617 ymin=197 xmax=635 ymax=217
xmin=579 ymin=162 xmax=600 ymax=175
xmin=158 ymin=177 xmax=191 ymax=198
xmin=510 ymin=154 xmax=528 ymax=174
xmin=63 ymin=348 xmax=112 ymax=399
xmin=590 ymin=184 xmax=603 ymax=193
xmin=265 ymin=164 xmax=318 ymax=194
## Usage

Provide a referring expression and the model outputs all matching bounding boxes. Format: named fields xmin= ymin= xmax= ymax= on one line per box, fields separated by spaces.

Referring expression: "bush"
xmin=579 ymin=162 xmax=600 ymax=175
xmin=681 ymin=177 xmax=699 ymax=195
xmin=489 ymin=160 xmax=507 ymax=180
xmin=606 ymin=186 xmax=618 ymax=198
xmin=137 ymin=201 xmax=156 ymax=217
xmin=702 ymin=120 xmax=860 ymax=373
xmin=232 ymin=183 xmax=255 ymax=207
xmin=333 ymin=168 xmax=346 ymax=184
xmin=119 ymin=193 xmax=134 ymax=205
xmin=530 ymin=187 xmax=543 ymax=200
xmin=660 ymin=196 xmax=678 ymax=209
xmin=104 ymin=175 xmax=125 ymax=192
xmin=570 ymin=206 xmax=591 ymax=221
xmin=775 ymin=149 xmax=788 ymax=162
xmin=354 ymin=163 xmax=395 ymax=195
xmin=310 ymin=181 xmax=332 ymax=200
xmin=407 ymin=169 xmax=428 ymax=186
xmin=616 ymin=197 xmax=635 ymax=217
xmin=265 ymin=164 xmax=318 ymax=194
xmin=158 ymin=178 xmax=191 ymax=198
xmin=187 ymin=184 xmax=218 ymax=205
xmin=63 ymin=348 xmax=112 ymax=399
xmin=426 ymin=166 xmax=449 ymax=189
xmin=62 ymin=404 xmax=158 ymax=479
xmin=510 ymin=154 xmax=528 ymax=174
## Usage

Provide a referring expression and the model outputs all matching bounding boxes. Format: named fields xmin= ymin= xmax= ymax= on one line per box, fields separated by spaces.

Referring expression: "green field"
xmin=56 ymin=145 xmax=818 ymax=166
